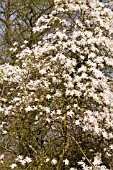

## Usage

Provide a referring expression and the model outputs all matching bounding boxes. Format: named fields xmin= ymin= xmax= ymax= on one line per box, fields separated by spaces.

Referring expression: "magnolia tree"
xmin=0 ymin=0 xmax=113 ymax=169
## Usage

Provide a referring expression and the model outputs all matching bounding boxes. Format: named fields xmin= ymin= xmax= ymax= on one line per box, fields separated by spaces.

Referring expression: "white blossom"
xmin=51 ymin=159 xmax=57 ymax=165
xmin=93 ymin=153 xmax=102 ymax=166
xmin=63 ymin=158 xmax=69 ymax=165
xmin=10 ymin=163 xmax=17 ymax=169
xmin=45 ymin=158 xmax=50 ymax=162
xmin=25 ymin=156 xmax=32 ymax=163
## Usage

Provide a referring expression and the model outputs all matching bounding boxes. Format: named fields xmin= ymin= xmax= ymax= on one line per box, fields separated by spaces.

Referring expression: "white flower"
xmin=78 ymin=160 xmax=84 ymax=165
xmin=70 ymin=168 xmax=76 ymax=170
xmin=56 ymin=31 xmax=66 ymax=39
xmin=88 ymin=52 xmax=96 ymax=59
xmin=0 ymin=125 xmax=3 ymax=131
xmin=25 ymin=106 xmax=33 ymax=112
xmin=109 ymin=144 xmax=113 ymax=150
xmin=9 ymin=47 xmax=14 ymax=51
xmin=0 ymin=160 xmax=4 ymax=164
xmin=2 ymin=130 xmax=7 ymax=134
xmin=66 ymin=82 xmax=74 ymax=88
xmin=100 ymin=165 xmax=109 ymax=170
xmin=24 ymin=40 xmax=28 ymax=44
xmin=21 ymin=44 xmax=25 ymax=48
xmin=68 ymin=3 xmax=79 ymax=11
xmin=46 ymin=94 xmax=51 ymax=99
xmin=46 ymin=158 xmax=50 ymax=162
xmin=46 ymin=118 xmax=51 ymax=123
xmin=102 ymin=131 xmax=108 ymax=139
xmin=13 ymin=42 xmax=18 ymax=46
xmin=10 ymin=163 xmax=17 ymax=169
xmin=67 ymin=110 xmax=74 ymax=117
xmin=81 ymin=73 xmax=88 ymax=79
xmin=4 ymin=110 xmax=9 ymax=115
xmin=56 ymin=109 xmax=62 ymax=115
xmin=75 ymin=120 xmax=80 ymax=125
xmin=51 ymin=158 xmax=57 ymax=165
xmin=20 ymin=159 xmax=26 ymax=165
xmin=35 ymin=115 xmax=38 ymax=120
xmin=93 ymin=153 xmax=102 ymax=165
xmin=45 ymin=107 xmax=50 ymax=113
xmin=78 ymin=66 xmax=87 ymax=73
xmin=63 ymin=158 xmax=69 ymax=165
xmin=0 ymin=154 xmax=4 ymax=160
xmin=74 ymin=104 xmax=78 ymax=108
xmin=25 ymin=156 xmax=32 ymax=163
xmin=16 ymin=155 xmax=23 ymax=161
xmin=39 ymin=68 xmax=46 ymax=74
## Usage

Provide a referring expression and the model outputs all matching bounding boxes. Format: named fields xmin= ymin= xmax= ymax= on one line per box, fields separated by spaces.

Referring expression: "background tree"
xmin=0 ymin=0 xmax=113 ymax=170
xmin=0 ymin=0 xmax=54 ymax=64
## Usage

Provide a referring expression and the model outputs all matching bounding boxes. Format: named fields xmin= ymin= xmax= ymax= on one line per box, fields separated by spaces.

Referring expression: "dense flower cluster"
xmin=0 ymin=0 xmax=113 ymax=169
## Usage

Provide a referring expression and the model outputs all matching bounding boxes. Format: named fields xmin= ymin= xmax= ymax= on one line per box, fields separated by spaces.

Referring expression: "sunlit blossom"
xmin=10 ymin=163 xmax=17 ymax=169
xmin=51 ymin=159 xmax=57 ymax=165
